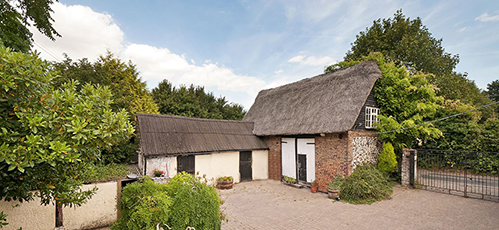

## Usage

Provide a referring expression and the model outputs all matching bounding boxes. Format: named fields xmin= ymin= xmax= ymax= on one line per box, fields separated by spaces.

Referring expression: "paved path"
xmin=219 ymin=180 xmax=499 ymax=230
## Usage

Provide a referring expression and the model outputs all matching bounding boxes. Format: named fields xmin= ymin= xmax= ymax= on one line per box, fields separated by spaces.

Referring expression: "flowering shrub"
xmin=153 ymin=169 xmax=164 ymax=177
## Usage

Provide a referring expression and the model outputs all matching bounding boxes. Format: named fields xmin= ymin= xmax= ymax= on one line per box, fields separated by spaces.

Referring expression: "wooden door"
xmin=177 ymin=155 xmax=195 ymax=174
xmin=240 ymin=151 xmax=252 ymax=181
xmin=298 ymin=154 xmax=307 ymax=182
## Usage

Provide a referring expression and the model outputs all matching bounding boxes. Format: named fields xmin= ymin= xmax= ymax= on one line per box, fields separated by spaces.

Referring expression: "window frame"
xmin=365 ymin=106 xmax=380 ymax=129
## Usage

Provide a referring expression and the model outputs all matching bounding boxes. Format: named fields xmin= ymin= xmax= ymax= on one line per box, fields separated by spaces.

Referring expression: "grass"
xmin=83 ymin=163 xmax=130 ymax=183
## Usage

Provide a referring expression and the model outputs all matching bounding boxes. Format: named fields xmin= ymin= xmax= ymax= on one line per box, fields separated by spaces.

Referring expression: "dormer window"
xmin=365 ymin=107 xmax=380 ymax=129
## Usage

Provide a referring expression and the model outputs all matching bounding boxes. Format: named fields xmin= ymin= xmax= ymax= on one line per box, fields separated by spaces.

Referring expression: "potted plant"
xmin=327 ymin=175 xmax=343 ymax=200
xmin=310 ymin=180 xmax=318 ymax=193
xmin=153 ymin=169 xmax=164 ymax=177
xmin=217 ymin=176 xmax=234 ymax=189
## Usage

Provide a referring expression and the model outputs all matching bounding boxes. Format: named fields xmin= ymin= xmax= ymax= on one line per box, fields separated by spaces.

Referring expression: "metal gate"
xmin=416 ymin=149 xmax=499 ymax=201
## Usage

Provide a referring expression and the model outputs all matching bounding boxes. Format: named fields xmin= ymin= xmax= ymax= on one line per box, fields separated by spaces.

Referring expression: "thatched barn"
xmin=243 ymin=61 xmax=383 ymax=191
xmin=136 ymin=113 xmax=269 ymax=183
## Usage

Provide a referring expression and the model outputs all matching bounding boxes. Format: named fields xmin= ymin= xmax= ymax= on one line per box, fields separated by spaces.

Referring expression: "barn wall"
xmin=145 ymin=156 xmax=177 ymax=178
xmin=263 ymin=136 xmax=282 ymax=180
xmin=315 ymin=133 xmax=349 ymax=192
xmin=252 ymin=150 xmax=269 ymax=180
xmin=348 ymin=130 xmax=381 ymax=172
xmin=195 ymin=151 xmax=240 ymax=183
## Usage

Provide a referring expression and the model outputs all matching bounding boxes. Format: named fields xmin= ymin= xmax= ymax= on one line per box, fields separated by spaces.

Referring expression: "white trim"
xmin=365 ymin=107 xmax=380 ymax=129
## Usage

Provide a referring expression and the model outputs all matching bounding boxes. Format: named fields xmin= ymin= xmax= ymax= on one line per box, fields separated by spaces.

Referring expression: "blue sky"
xmin=31 ymin=0 xmax=499 ymax=109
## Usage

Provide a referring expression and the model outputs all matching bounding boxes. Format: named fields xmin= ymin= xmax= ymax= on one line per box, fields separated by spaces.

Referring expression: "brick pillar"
xmin=264 ymin=136 xmax=281 ymax=180
xmin=401 ymin=148 xmax=417 ymax=187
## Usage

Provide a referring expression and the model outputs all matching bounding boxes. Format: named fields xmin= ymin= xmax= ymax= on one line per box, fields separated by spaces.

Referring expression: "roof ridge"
xmin=136 ymin=113 xmax=253 ymax=124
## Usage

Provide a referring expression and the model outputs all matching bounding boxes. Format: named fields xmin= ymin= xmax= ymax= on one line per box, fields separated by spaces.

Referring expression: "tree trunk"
xmin=56 ymin=202 xmax=63 ymax=227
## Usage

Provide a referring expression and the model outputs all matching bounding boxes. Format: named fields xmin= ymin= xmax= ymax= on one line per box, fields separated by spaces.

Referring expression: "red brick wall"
xmin=263 ymin=136 xmax=281 ymax=180
xmin=315 ymin=133 xmax=349 ymax=192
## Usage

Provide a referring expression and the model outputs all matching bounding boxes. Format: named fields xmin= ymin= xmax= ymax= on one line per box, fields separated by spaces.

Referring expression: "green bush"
xmin=378 ymin=142 xmax=398 ymax=173
xmin=327 ymin=175 xmax=344 ymax=191
xmin=166 ymin=172 xmax=221 ymax=230
xmin=82 ymin=164 xmax=130 ymax=183
xmin=113 ymin=172 xmax=221 ymax=230
xmin=112 ymin=176 xmax=171 ymax=230
xmin=341 ymin=164 xmax=393 ymax=204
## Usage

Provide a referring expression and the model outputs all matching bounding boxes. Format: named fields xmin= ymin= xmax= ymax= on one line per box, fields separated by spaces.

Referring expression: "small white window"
xmin=365 ymin=107 xmax=380 ymax=129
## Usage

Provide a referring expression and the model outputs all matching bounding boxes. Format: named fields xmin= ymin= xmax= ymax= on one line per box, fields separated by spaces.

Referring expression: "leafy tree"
xmin=0 ymin=0 xmax=60 ymax=52
xmin=345 ymin=10 xmax=491 ymax=111
xmin=326 ymin=53 xmax=443 ymax=150
xmin=378 ymin=142 xmax=397 ymax=173
xmin=152 ymin=79 xmax=246 ymax=120
xmin=0 ymin=47 xmax=133 ymax=226
xmin=487 ymin=80 xmax=499 ymax=104
xmin=52 ymin=52 xmax=158 ymax=164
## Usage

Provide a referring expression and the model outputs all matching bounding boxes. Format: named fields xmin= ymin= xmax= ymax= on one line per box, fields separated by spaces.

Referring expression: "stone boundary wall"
xmin=1 ymin=180 xmax=120 ymax=230
xmin=401 ymin=148 xmax=417 ymax=187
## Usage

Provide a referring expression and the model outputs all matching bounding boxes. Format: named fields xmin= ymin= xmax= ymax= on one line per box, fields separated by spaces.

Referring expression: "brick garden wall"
xmin=315 ymin=133 xmax=349 ymax=192
xmin=264 ymin=136 xmax=281 ymax=180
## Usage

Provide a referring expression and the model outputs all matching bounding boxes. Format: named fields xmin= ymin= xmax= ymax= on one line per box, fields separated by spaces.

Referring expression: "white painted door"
xmin=281 ymin=138 xmax=296 ymax=179
xmin=297 ymin=138 xmax=315 ymax=183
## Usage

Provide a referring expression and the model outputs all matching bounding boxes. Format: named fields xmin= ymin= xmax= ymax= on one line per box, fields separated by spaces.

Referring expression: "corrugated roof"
xmin=243 ymin=61 xmax=382 ymax=136
xmin=136 ymin=113 xmax=268 ymax=156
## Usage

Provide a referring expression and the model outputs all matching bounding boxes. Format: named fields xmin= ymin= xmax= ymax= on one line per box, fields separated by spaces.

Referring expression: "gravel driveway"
xmin=219 ymin=180 xmax=499 ymax=230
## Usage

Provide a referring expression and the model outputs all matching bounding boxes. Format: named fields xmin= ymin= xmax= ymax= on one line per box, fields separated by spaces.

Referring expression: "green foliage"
xmin=114 ymin=173 xmax=221 ymax=230
xmin=326 ymin=175 xmax=344 ymax=191
xmin=0 ymin=47 xmax=133 ymax=207
xmin=327 ymin=53 xmax=443 ymax=150
xmin=82 ymin=164 xmax=130 ymax=183
xmin=52 ymin=52 xmax=159 ymax=164
xmin=166 ymin=172 xmax=221 ymax=230
xmin=488 ymin=80 xmax=499 ymax=102
xmin=217 ymin=176 xmax=233 ymax=182
xmin=0 ymin=211 xmax=7 ymax=228
xmin=340 ymin=164 xmax=393 ymax=204
xmin=344 ymin=9 xmax=493 ymax=121
xmin=112 ymin=176 xmax=172 ymax=230
xmin=378 ymin=142 xmax=398 ymax=173
xmin=0 ymin=0 xmax=60 ymax=52
xmin=282 ymin=175 xmax=296 ymax=184
xmin=152 ymin=79 xmax=246 ymax=120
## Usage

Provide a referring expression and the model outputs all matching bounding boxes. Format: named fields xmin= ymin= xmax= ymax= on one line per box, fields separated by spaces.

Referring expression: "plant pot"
xmin=311 ymin=185 xmax=318 ymax=193
xmin=328 ymin=189 xmax=339 ymax=199
xmin=217 ymin=180 xmax=233 ymax=190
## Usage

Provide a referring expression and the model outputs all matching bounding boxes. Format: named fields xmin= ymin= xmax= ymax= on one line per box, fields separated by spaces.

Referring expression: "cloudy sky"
xmin=30 ymin=0 xmax=499 ymax=109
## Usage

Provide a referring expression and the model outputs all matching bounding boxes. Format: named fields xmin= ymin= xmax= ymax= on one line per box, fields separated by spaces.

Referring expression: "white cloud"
xmin=274 ymin=69 xmax=283 ymax=74
xmin=288 ymin=55 xmax=336 ymax=66
xmin=30 ymin=2 xmax=124 ymax=62
xmin=458 ymin=27 xmax=467 ymax=32
xmin=475 ymin=13 xmax=499 ymax=22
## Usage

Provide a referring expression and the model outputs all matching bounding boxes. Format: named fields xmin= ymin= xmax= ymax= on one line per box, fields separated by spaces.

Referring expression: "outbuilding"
xmin=136 ymin=113 xmax=269 ymax=183
xmin=243 ymin=61 xmax=383 ymax=191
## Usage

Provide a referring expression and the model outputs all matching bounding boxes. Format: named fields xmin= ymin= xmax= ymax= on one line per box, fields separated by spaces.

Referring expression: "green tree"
xmin=0 ymin=0 xmax=60 ymax=52
xmin=345 ymin=10 xmax=491 ymax=110
xmin=378 ymin=142 xmax=397 ymax=173
xmin=487 ymin=80 xmax=499 ymax=102
xmin=52 ymin=52 xmax=158 ymax=164
xmin=152 ymin=79 xmax=246 ymax=120
xmin=0 ymin=47 xmax=133 ymax=226
xmin=326 ymin=53 xmax=443 ymax=150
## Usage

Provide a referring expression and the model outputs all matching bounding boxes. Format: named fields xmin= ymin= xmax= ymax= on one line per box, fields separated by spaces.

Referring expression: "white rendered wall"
xmin=145 ymin=156 xmax=177 ymax=178
xmin=281 ymin=138 xmax=296 ymax=179
xmin=252 ymin=150 xmax=269 ymax=180
xmin=195 ymin=151 xmax=240 ymax=183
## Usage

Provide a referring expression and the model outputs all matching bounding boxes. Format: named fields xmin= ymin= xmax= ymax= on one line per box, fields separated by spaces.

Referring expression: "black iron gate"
xmin=416 ymin=149 xmax=499 ymax=201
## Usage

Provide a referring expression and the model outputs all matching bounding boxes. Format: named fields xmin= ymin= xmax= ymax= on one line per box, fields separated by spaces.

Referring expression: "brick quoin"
xmin=264 ymin=136 xmax=281 ymax=180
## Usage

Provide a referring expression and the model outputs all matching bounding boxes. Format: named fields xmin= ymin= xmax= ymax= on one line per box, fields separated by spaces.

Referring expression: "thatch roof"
xmin=136 ymin=113 xmax=268 ymax=156
xmin=243 ymin=61 xmax=382 ymax=136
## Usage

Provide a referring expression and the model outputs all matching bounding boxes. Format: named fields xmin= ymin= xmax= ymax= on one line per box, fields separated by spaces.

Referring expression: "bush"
xmin=113 ymin=173 xmax=221 ymax=230
xmin=82 ymin=164 xmax=130 ymax=183
xmin=112 ymin=176 xmax=171 ymax=230
xmin=341 ymin=164 xmax=393 ymax=204
xmin=166 ymin=172 xmax=221 ymax=230
xmin=327 ymin=175 xmax=344 ymax=191
xmin=378 ymin=142 xmax=398 ymax=173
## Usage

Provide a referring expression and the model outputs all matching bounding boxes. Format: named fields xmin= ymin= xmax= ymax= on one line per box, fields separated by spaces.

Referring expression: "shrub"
xmin=217 ymin=176 xmax=233 ymax=182
xmin=282 ymin=175 xmax=296 ymax=184
xmin=340 ymin=164 xmax=393 ymax=204
xmin=82 ymin=164 xmax=130 ymax=183
xmin=327 ymin=175 xmax=344 ymax=191
xmin=166 ymin=172 xmax=221 ymax=230
xmin=378 ymin=142 xmax=398 ymax=173
xmin=112 ymin=176 xmax=171 ymax=230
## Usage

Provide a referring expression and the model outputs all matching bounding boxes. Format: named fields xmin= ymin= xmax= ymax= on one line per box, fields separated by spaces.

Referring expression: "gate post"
xmin=402 ymin=148 xmax=417 ymax=187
